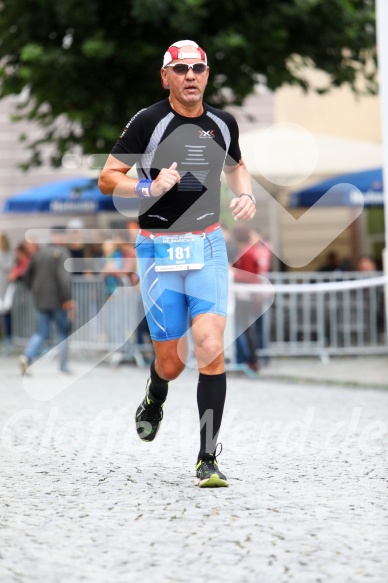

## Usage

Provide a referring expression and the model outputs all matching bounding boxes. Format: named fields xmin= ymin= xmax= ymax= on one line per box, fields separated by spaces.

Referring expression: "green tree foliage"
xmin=0 ymin=0 xmax=377 ymax=168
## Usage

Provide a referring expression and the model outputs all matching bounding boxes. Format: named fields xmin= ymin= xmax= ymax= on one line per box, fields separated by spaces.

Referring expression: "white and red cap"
xmin=163 ymin=40 xmax=207 ymax=67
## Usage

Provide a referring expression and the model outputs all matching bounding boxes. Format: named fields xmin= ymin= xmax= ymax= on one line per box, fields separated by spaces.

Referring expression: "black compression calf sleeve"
xmin=197 ymin=372 xmax=227 ymax=458
xmin=149 ymin=358 xmax=169 ymax=402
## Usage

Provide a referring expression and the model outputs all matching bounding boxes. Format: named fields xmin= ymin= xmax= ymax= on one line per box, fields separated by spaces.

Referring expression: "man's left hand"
xmin=229 ymin=195 xmax=256 ymax=221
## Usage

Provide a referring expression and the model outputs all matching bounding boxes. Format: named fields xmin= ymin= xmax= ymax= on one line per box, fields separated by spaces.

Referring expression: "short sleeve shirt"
xmin=111 ymin=98 xmax=241 ymax=231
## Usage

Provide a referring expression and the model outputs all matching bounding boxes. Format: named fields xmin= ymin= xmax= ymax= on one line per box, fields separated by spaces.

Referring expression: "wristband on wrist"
xmin=239 ymin=193 xmax=256 ymax=205
xmin=135 ymin=179 xmax=153 ymax=199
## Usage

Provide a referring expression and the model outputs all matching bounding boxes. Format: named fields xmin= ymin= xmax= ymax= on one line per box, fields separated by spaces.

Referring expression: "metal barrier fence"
xmin=10 ymin=272 xmax=387 ymax=361
xmin=233 ymin=271 xmax=387 ymax=359
xmin=11 ymin=276 xmax=151 ymax=366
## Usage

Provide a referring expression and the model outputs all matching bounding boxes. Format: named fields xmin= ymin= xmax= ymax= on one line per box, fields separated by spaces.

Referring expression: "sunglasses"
xmin=164 ymin=62 xmax=207 ymax=75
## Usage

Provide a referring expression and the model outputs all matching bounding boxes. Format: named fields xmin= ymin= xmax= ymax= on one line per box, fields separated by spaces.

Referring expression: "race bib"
xmin=154 ymin=234 xmax=205 ymax=272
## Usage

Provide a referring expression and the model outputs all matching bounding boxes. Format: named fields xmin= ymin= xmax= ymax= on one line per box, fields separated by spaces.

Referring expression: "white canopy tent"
xmin=239 ymin=122 xmax=383 ymax=185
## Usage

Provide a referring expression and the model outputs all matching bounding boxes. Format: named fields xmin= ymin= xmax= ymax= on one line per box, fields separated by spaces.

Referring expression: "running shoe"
xmin=196 ymin=451 xmax=229 ymax=488
xmin=135 ymin=379 xmax=164 ymax=442
xmin=18 ymin=355 xmax=31 ymax=376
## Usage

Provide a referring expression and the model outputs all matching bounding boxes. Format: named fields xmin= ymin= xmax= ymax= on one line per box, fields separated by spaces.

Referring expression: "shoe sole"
xmin=196 ymin=474 xmax=229 ymax=488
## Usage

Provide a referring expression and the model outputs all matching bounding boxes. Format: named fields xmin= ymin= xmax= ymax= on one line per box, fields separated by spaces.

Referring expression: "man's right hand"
xmin=63 ymin=300 xmax=76 ymax=321
xmin=150 ymin=162 xmax=181 ymax=197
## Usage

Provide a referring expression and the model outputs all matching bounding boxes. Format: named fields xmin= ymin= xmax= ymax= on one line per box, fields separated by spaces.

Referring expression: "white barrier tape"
xmin=232 ymin=275 xmax=388 ymax=294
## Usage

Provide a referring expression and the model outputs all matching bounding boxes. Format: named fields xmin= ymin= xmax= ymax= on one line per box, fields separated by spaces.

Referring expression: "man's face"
xmin=161 ymin=45 xmax=209 ymax=106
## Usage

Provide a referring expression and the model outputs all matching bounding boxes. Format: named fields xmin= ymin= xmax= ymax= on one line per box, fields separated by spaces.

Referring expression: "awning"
xmin=289 ymin=168 xmax=384 ymax=207
xmin=239 ymin=124 xmax=383 ymax=184
xmin=2 ymin=177 xmax=140 ymax=214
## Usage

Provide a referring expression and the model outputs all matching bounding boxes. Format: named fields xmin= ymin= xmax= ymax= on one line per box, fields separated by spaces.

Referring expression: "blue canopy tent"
xmin=2 ymin=177 xmax=140 ymax=214
xmin=289 ymin=168 xmax=384 ymax=208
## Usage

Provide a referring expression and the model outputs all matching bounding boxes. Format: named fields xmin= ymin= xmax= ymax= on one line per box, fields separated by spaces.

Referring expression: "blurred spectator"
xmin=132 ymin=228 xmax=152 ymax=356
xmin=127 ymin=220 xmax=140 ymax=244
xmin=357 ymin=255 xmax=378 ymax=272
xmin=232 ymin=225 xmax=261 ymax=372
xmin=221 ymin=222 xmax=238 ymax=264
xmin=254 ymin=232 xmax=272 ymax=275
xmin=66 ymin=218 xmax=86 ymax=276
xmin=252 ymin=231 xmax=272 ymax=366
xmin=356 ymin=254 xmax=383 ymax=339
xmin=74 ymin=232 xmax=103 ymax=335
xmin=25 ymin=239 xmax=39 ymax=257
xmin=3 ymin=243 xmax=32 ymax=349
xmin=117 ymin=234 xmax=139 ymax=287
xmin=18 ymin=228 xmax=74 ymax=375
xmin=101 ymin=239 xmax=124 ymax=295
xmin=101 ymin=239 xmax=126 ymax=361
xmin=125 ymin=224 xmax=148 ymax=353
xmin=339 ymin=257 xmax=354 ymax=271
xmin=8 ymin=243 xmax=31 ymax=282
xmin=0 ymin=233 xmax=14 ymax=349
xmin=112 ymin=226 xmax=153 ymax=360
xmin=318 ymin=250 xmax=341 ymax=272
xmin=83 ymin=231 xmax=104 ymax=275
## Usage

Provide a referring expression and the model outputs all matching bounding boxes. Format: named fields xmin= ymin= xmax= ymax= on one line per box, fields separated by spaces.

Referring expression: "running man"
xmin=98 ymin=40 xmax=256 ymax=487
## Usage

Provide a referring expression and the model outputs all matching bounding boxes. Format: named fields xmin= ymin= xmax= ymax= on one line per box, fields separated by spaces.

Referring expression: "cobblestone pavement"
xmin=1 ymin=355 xmax=387 ymax=583
xmin=258 ymin=356 xmax=388 ymax=389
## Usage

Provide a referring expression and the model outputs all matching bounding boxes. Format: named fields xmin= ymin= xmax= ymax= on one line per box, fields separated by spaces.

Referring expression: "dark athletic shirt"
xmin=111 ymin=98 xmax=241 ymax=231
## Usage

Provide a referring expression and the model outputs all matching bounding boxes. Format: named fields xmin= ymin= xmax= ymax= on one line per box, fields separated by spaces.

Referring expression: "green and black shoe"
xmin=196 ymin=450 xmax=229 ymax=488
xmin=135 ymin=379 xmax=165 ymax=442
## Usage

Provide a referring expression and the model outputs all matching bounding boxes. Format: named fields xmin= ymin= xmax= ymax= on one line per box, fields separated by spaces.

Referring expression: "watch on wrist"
xmin=239 ymin=193 xmax=256 ymax=205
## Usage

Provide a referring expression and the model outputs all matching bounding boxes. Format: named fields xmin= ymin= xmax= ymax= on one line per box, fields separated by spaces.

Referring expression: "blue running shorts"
xmin=136 ymin=228 xmax=228 ymax=341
